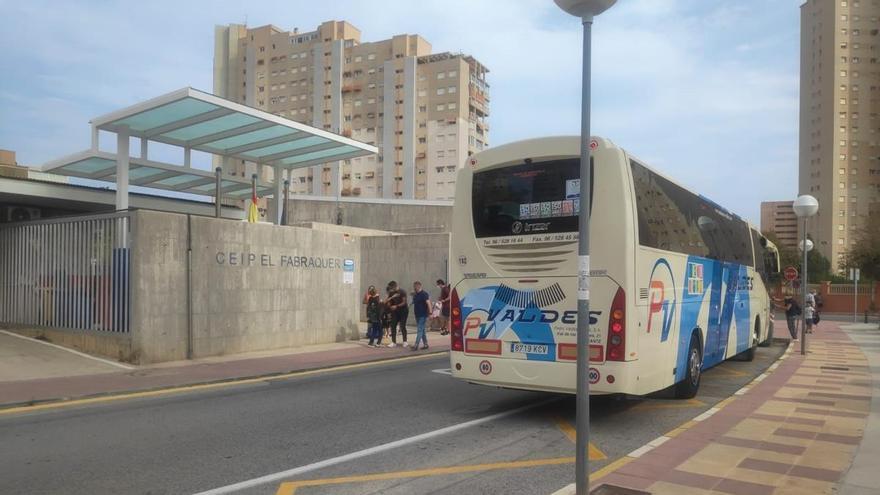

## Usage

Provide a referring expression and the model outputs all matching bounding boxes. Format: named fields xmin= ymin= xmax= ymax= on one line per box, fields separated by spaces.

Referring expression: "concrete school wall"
xmin=130 ymin=210 xmax=361 ymax=363
xmin=358 ymin=233 xmax=450 ymax=321
xmin=273 ymin=196 xmax=454 ymax=234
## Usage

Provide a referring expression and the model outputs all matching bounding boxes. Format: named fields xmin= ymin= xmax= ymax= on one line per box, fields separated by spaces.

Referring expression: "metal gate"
xmin=0 ymin=211 xmax=132 ymax=333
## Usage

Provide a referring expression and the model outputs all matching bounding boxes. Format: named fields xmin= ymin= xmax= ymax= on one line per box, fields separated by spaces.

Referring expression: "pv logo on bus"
xmin=647 ymin=259 xmax=676 ymax=343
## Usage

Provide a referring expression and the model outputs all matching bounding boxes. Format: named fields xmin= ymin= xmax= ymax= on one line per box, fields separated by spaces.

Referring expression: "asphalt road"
xmin=0 ymin=341 xmax=787 ymax=495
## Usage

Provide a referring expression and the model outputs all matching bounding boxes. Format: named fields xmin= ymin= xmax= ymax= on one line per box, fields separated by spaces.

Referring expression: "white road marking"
xmin=0 ymin=330 xmax=135 ymax=370
xmin=431 ymin=368 xmax=452 ymax=375
xmin=692 ymin=407 xmax=720 ymax=422
xmin=192 ymin=397 xmax=558 ymax=495
xmin=626 ymin=435 xmax=670 ymax=458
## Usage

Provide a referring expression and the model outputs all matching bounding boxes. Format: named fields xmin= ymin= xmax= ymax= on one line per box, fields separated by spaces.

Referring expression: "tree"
xmin=763 ymin=231 xmax=837 ymax=282
xmin=842 ymin=213 xmax=880 ymax=280
xmin=762 ymin=231 xmax=798 ymax=271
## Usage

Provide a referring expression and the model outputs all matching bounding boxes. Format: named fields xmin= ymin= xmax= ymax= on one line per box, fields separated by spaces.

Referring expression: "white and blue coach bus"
xmin=448 ymin=136 xmax=780 ymax=398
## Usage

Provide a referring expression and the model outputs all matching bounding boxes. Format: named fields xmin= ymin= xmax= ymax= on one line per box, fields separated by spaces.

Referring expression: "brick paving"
xmin=587 ymin=321 xmax=872 ymax=495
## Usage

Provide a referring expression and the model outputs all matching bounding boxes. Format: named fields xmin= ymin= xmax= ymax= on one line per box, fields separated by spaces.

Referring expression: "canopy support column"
xmin=214 ymin=167 xmax=222 ymax=218
xmin=273 ymin=164 xmax=284 ymax=225
xmin=91 ymin=126 xmax=99 ymax=151
xmin=140 ymin=138 xmax=148 ymax=159
xmin=115 ymin=126 xmax=129 ymax=210
xmin=184 ymin=147 xmax=191 ymax=168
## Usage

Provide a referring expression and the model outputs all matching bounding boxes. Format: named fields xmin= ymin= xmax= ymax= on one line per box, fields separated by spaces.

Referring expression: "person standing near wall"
xmin=365 ymin=286 xmax=383 ymax=347
xmin=436 ymin=279 xmax=451 ymax=336
xmin=411 ymin=281 xmax=431 ymax=350
xmin=386 ymin=281 xmax=409 ymax=348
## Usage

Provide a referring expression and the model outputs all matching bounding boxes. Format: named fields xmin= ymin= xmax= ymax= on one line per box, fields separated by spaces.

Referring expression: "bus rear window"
xmin=471 ymin=159 xmax=582 ymax=238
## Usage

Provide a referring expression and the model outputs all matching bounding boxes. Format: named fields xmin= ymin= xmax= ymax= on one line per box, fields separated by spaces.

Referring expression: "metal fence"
xmin=0 ymin=211 xmax=132 ymax=333
xmin=828 ymin=284 xmax=874 ymax=295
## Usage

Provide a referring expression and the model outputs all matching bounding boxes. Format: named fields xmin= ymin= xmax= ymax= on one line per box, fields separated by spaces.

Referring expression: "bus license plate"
xmin=511 ymin=343 xmax=548 ymax=355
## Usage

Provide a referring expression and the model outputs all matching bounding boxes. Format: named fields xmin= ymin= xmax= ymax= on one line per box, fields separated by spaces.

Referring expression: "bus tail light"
xmin=606 ymin=287 xmax=626 ymax=361
xmin=451 ymin=288 xmax=463 ymax=352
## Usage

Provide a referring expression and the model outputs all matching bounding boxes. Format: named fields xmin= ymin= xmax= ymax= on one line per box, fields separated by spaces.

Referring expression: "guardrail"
xmin=0 ymin=211 xmax=132 ymax=333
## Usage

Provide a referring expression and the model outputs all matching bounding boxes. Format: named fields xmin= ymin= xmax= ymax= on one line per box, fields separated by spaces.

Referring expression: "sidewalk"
xmin=554 ymin=320 xmax=879 ymax=495
xmin=0 ymin=332 xmax=450 ymax=409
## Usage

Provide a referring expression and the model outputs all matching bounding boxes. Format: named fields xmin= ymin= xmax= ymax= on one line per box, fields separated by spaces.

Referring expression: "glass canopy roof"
xmin=41 ymin=151 xmax=273 ymax=200
xmin=90 ymin=87 xmax=377 ymax=169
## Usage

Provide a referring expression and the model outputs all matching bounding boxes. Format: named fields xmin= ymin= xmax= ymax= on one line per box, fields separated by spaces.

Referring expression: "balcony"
xmin=341 ymin=83 xmax=362 ymax=93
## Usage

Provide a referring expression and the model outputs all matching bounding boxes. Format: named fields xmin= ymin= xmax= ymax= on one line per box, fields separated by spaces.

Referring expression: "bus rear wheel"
xmin=674 ymin=336 xmax=702 ymax=399
xmin=742 ymin=319 xmax=759 ymax=361
xmin=759 ymin=320 xmax=774 ymax=347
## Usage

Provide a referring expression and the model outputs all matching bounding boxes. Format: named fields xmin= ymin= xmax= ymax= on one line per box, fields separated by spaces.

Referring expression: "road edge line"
xmin=0 ymin=350 xmax=449 ymax=415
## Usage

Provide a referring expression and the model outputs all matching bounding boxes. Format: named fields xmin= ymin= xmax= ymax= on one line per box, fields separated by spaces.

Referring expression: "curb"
xmin=0 ymin=349 xmax=450 ymax=414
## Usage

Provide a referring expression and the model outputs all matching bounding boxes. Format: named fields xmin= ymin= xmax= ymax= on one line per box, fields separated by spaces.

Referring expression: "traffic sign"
xmin=850 ymin=268 xmax=860 ymax=282
xmin=784 ymin=266 xmax=798 ymax=282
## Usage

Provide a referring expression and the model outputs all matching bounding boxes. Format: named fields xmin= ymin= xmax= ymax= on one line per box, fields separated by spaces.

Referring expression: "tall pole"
xmin=854 ymin=270 xmax=858 ymax=323
xmin=575 ymin=15 xmax=593 ymax=495
xmin=801 ymin=219 xmax=807 ymax=356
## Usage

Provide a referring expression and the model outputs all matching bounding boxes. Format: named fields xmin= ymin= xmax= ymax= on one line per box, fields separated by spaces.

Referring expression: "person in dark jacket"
xmin=364 ymin=286 xmax=382 ymax=347
xmin=385 ymin=281 xmax=409 ymax=347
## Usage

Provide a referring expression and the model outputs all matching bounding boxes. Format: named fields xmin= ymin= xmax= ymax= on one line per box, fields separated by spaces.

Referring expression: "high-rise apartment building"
xmin=760 ymin=200 xmax=799 ymax=250
xmin=799 ymin=0 xmax=880 ymax=267
xmin=213 ymin=21 xmax=490 ymax=201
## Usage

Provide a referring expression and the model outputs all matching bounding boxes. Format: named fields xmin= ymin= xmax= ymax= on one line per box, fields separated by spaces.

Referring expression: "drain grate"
xmin=591 ymin=485 xmax=652 ymax=495
xmin=820 ymin=366 xmax=850 ymax=371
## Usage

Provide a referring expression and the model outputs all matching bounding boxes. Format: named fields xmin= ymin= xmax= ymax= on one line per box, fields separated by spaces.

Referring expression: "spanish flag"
xmin=247 ymin=174 xmax=259 ymax=223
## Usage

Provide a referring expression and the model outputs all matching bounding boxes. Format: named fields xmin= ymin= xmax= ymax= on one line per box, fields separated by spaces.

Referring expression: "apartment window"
xmin=437 ymin=135 xmax=445 ymax=143
xmin=851 ymin=168 xmax=858 ymax=175
xmin=448 ymin=70 xmax=457 ymax=77
xmin=448 ymin=86 xmax=456 ymax=93
xmin=354 ymin=100 xmax=362 ymax=107
xmin=437 ymin=151 xmax=445 ymax=158
xmin=841 ymin=15 xmax=848 ymax=21
xmin=418 ymin=89 xmax=426 ymax=97
xmin=418 ymin=105 xmax=426 ymax=113
xmin=436 ymin=104 xmax=445 ymax=111
xmin=300 ymin=95 xmax=307 ymax=100
xmin=368 ymin=68 xmax=376 ymax=75
xmin=840 ymin=182 xmax=846 ymax=189
xmin=437 ymin=72 xmax=445 ymax=79
xmin=448 ymin=103 xmax=457 ymax=110
xmin=840 ymin=168 xmax=846 ymax=174
xmin=418 ymin=74 xmax=426 ymax=81
xmin=437 ymin=88 xmax=446 ymax=95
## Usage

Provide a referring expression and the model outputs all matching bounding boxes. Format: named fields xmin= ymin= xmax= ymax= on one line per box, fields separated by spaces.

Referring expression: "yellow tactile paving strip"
xmin=595 ymin=322 xmax=871 ymax=495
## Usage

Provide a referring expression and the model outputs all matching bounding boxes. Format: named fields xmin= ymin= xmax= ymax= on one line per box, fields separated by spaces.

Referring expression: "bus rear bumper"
xmin=449 ymin=351 xmax=636 ymax=395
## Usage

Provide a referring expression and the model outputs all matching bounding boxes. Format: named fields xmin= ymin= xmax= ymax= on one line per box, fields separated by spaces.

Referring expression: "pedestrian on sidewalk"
xmin=774 ymin=296 xmax=802 ymax=341
xmin=365 ymin=286 xmax=383 ymax=347
xmin=804 ymin=303 xmax=815 ymax=334
xmin=411 ymin=281 xmax=431 ymax=350
xmin=386 ymin=281 xmax=409 ymax=348
xmin=436 ymin=279 xmax=451 ymax=336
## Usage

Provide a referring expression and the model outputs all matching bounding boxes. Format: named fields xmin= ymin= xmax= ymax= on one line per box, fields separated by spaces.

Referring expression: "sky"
xmin=0 ymin=0 xmax=803 ymax=223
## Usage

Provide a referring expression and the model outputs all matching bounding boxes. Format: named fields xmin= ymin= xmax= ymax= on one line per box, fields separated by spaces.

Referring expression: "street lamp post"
xmin=553 ymin=1 xmax=616 ymax=494
xmin=793 ymin=195 xmax=818 ymax=356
